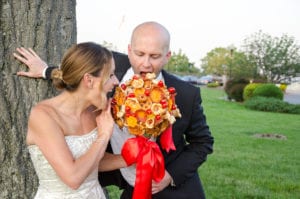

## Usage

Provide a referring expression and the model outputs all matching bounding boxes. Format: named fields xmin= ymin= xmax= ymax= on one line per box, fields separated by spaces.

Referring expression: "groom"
xmin=14 ymin=21 xmax=214 ymax=199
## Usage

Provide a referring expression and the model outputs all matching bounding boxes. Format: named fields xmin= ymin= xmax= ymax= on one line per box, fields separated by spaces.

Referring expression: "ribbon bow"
xmin=121 ymin=126 xmax=176 ymax=199
xmin=122 ymin=136 xmax=165 ymax=199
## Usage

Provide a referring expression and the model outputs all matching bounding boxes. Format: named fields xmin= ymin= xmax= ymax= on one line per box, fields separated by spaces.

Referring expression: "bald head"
xmin=130 ymin=21 xmax=170 ymax=52
xmin=127 ymin=21 xmax=172 ymax=76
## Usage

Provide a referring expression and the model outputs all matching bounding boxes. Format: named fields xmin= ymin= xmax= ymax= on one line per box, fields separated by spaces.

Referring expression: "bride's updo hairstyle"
xmin=51 ymin=42 xmax=112 ymax=91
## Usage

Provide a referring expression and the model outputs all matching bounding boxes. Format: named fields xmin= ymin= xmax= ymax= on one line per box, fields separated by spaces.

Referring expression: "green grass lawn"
xmin=107 ymin=87 xmax=300 ymax=199
xmin=200 ymin=87 xmax=300 ymax=199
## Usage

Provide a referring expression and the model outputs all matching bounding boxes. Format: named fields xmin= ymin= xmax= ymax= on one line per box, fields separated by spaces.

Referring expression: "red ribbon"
xmin=160 ymin=125 xmax=176 ymax=153
xmin=121 ymin=136 xmax=165 ymax=199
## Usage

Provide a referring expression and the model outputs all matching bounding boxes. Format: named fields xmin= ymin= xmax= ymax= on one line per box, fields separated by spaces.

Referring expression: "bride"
xmin=18 ymin=42 xmax=126 ymax=198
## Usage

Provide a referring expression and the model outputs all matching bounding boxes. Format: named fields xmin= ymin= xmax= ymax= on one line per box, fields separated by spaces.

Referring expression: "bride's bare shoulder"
xmin=29 ymin=99 xmax=59 ymax=121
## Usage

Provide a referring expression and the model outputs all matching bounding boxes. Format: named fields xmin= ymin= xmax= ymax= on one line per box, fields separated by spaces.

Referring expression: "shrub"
xmin=229 ymin=84 xmax=247 ymax=102
xmin=252 ymin=84 xmax=283 ymax=100
xmin=279 ymin=84 xmax=287 ymax=92
xmin=243 ymin=83 xmax=261 ymax=101
xmin=207 ymin=82 xmax=220 ymax=87
xmin=244 ymin=96 xmax=300 ymax=114
xmin=225 ymin=78 xmax=249 ymax=101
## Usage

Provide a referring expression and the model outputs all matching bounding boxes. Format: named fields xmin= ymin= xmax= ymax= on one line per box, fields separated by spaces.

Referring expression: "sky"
xmin=76 ymin=0 xmax=300 ymax=67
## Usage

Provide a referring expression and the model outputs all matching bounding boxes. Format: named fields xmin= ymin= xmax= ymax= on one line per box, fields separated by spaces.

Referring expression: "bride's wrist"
xmin=95 ymin=134 xmax=109 ymax=144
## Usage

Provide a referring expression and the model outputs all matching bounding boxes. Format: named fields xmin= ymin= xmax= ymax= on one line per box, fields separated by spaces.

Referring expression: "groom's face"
xmin=127 ymin=32 xmax=171 ymax=77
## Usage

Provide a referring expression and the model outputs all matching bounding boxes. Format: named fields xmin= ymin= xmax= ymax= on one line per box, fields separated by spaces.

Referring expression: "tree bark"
xmin=0 ymin=0 xmax=76 ymax=198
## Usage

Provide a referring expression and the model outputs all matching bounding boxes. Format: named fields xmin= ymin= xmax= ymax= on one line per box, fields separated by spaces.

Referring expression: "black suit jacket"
xmin=100 ymin=51 xmax=214 ymax=199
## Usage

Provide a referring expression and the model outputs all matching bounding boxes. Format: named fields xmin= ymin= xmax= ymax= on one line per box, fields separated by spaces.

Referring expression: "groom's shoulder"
xmin=112 ymin=51 xmax=129 ymax=61
xmin=112 ymin=51 xmax=130 ymax=69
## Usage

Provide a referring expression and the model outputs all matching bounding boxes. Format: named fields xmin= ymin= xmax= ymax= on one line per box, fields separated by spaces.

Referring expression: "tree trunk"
xmin=0 ymin=0 xmax=76 ymax=198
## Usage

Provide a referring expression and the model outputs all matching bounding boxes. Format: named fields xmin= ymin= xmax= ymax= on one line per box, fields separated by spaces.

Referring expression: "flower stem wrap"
xmin=121 ymin=136 xmax=165 ymax=199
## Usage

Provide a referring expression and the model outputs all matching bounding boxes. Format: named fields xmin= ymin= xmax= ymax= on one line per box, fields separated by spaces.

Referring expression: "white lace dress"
xmin=28 ymin=129 xmax=106 ymax=199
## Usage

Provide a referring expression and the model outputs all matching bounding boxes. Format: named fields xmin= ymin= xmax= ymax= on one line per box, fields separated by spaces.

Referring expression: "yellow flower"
xmin=126 ymin=116 xmax=138 ymax=128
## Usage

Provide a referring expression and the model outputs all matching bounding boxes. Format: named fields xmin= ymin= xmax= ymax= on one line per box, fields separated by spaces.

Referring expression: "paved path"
xmin=284 ymin=83 xmax=300 ymax=104
xmin=284 ymin=92 xmax=300 ymax=104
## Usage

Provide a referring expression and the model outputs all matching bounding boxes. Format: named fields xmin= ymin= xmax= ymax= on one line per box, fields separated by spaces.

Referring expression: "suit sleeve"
xmin=45 ymin=66 xmax=58 ymax=80
xmin=166 ymin=86 xmax=214 ymax=187
xmin=45 ymin=51 xmax=130 ymax=80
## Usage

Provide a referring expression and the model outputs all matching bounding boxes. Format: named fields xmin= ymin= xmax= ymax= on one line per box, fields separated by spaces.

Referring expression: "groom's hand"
xmin=151 ymin=170 xmax=173 ymax=194
xmin=13 ymin=47 xmax=48 ymax=78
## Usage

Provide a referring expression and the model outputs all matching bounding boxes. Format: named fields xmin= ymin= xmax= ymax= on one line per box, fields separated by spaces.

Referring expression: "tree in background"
xmin=227 ymin=50 xmax=257 ymax=79
xmin=0 ymin=1 xmax=76 ymax=198
xmin=201 ymin=47 xmax=255 ymax=79
xmin=201 ymin=47 xmax=228 ymax=76
xmin=165 ymin=49 xmax=200 ymax=75
xmin=243 ymin=30 xmax=300 ymax=83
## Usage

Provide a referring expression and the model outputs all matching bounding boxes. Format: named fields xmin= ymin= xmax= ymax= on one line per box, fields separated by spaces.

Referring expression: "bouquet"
xmin=112 ymin=73 xmax=181 ymax=199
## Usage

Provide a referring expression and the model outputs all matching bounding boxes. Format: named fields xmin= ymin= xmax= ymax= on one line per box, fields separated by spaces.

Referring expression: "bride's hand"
xmin=96 ymin=98 xmax=114 ymax=138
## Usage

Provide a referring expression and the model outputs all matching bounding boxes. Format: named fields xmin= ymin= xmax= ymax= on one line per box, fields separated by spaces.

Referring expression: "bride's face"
xmin=91 ymin=59 xmax=119 ymax=109
xmin=102 ymin=59 xmax=119 ymax=94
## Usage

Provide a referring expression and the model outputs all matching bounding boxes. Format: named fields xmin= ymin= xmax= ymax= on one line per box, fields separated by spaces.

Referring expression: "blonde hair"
xmin=52 ymin=42 xmax=112 ymax=92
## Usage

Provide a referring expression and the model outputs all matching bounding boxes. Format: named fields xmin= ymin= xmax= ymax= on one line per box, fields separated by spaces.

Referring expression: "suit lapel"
xmin=162 ymin=70 xmax=178 ymax=88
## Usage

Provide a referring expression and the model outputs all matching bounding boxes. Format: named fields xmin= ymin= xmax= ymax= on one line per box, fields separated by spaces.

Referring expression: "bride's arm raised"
xmin=28 ymin=103 xmax=112 ymax=190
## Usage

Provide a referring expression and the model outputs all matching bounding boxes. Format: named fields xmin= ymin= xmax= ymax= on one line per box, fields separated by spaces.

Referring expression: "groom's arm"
xmin=14 ymin=47 xmax=130 ymax=81
xmin=13 ymin=47 xmax=53 ymax=79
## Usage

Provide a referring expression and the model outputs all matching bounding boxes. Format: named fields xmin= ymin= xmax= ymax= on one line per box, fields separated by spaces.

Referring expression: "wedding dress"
xmin=28 ymin=129 xmax=106 ymax=199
